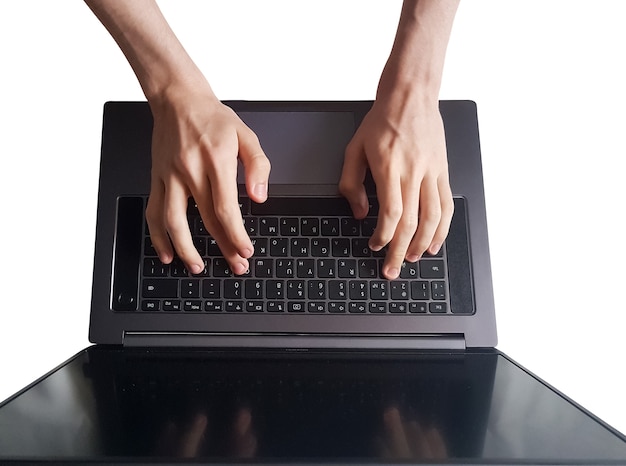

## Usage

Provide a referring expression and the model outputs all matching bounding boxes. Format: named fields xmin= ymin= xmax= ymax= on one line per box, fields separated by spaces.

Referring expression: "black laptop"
xmin=0 ymin=100 xmax=624 ymax=465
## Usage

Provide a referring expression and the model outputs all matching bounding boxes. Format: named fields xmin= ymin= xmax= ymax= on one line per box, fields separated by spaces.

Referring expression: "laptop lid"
xmin=89 ymin=100 xmax=496 ymax=349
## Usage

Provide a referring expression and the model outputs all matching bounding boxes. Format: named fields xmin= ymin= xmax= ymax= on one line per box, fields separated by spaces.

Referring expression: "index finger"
xmin=207 ymin=150 xmax=253 ymax=259
xmin=369 ymin=166 xmax=403 ymax=251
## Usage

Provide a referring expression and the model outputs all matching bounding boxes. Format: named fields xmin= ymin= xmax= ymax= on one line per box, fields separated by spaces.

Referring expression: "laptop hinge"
xmin=123 ymin=332 xmax=466 ymax=350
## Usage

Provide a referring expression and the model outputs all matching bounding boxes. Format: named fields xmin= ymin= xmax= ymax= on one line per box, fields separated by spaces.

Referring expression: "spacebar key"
xmin=251 ymin=197 xmax=354 ymax=216
xmin=142 ymin=279 xmax=179 ymax=298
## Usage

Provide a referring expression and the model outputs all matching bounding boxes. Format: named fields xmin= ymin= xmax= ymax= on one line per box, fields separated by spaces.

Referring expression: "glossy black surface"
xmin=1 ymin=347 xmax=625 ymax=464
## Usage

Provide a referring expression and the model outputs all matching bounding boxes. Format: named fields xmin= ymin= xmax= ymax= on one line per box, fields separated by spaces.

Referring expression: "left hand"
xmin=339 ymin=99 xmax=454 ymax=280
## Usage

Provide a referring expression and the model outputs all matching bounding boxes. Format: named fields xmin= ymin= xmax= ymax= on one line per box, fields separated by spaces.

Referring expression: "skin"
xmin=84 ymin=0 xmax=458 ymax=280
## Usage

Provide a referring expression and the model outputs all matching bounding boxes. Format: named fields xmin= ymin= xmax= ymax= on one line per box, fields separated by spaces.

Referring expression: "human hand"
xmin=376 ymin=406 xmax=448 ymax=459
xmin=156 ymin=407 xmax=257 ymax=458
xmin=339 ymin=99 xmax=453 ymax=280
xmin=145 ymin=88 xmax=270 ymax=275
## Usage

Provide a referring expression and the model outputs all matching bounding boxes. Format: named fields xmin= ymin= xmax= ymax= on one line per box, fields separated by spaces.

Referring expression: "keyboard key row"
xmin=141 ymin=299 xmax=448 ymax=314
xmin=142 ymin=278 xmax=447 ymax=301
xmin=143 ymin=257 xmax=446 ymax=280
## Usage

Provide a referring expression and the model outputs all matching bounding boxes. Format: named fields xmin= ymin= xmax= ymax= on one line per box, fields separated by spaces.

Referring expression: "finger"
xmin=238 ymin=126 xmax=271 ymax=203
xmin=146 ymin=177 xmax=174 ymax=264
xmin=232 ymin=408 xmax=257 ymax=458
xmin=382 ymin=177 xmax=419 ymax=279
xmin=206 ymin=148 xmax=254 ymax=259
xmin=427 ymin=177 xmax=454 ymax=255
xmin=179 ymin=413 xmax=208 ymax=458
xmin=369 ymin=162 xmax=403 ymax=252
xmin=406 ymin=177 xmax=442 ymax=261
xmin=339 ymin=137 xmax=369 ymax=219
xmin=382 ymin=406 xmax=411 ymax=459
xmin=163 ymin=177 xmax=205 ymax=274
xmin=189 ymin=177 xmax=250 ymax=276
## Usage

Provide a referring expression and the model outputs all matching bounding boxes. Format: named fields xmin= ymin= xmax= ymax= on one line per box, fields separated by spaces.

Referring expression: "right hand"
xmin=145 ymin=86 xmax=271 ymax=275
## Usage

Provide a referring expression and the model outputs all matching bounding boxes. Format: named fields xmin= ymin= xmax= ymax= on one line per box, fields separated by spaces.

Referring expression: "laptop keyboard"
xmin=139 ymin=196 xmax=450 ymax=315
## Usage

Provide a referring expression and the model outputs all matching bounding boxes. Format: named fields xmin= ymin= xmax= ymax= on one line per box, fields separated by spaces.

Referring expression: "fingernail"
xmin=191 ymin=263 xmax=204 ymax=274
xmin=234 ymin=263 xmax=248 ymax=275
xmin=429 ymin=244 xmax=441 ymax=255
xmin=253 ymin=183 xmax=267 ymax=200
xmin=387 ymin=267 xmax=399 ymax=279
xmin=243 ymin=247 xmax=253 ymax=258
xmin=406 ymin=254 xmax=420 ymax=263
xmin=369 ymin=243 xmax=382 ymax=252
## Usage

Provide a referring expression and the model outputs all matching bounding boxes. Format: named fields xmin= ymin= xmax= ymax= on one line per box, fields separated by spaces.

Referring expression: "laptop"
xmin=0 ymin=100 xmax=624 ymax=464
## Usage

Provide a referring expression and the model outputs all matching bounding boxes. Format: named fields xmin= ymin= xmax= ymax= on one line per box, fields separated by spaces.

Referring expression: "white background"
xmin=0 ymin=0 xmax=625 ymax=438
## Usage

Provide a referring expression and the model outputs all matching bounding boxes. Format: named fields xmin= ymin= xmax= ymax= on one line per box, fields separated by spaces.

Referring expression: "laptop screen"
xmin=1 ymin=347 xmax=625 ymax=463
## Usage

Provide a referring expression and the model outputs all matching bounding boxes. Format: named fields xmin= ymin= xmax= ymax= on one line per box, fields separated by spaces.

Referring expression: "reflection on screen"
xmin=0 ymin=348 xmax=625 ymax=463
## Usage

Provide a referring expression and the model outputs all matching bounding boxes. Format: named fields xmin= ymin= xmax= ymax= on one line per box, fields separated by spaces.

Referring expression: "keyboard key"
xmin=181 ymin=279 xmax=200 ymax=298
xmin=420 ymin=260 xmax=445 ymax=279
xmin=341 ymin=218 xmax=360 ymax=236
xmin=311 ymin=238 xmax=330 ymax=257
xmin=288 ymin=302 xmax=305 ymax=313
xmin=369 ymin=302 xmax=387 ymax=313
xmin=252 ymin=237 xmax=268 ymax=256
xmin=400 ymin=261 xmax=419 ymax=279
xmin=212 ymin=259 xmax=232 ymax=277
xmin=141 ymin=300 xmax=160 ymax=311
xmin=163 ymin=299 xmax=181 ymax=311
xmin=410 ymin=302 xmax=428 ymax=313
xmin=429 ymin=302 xmax=447 ymax=314
xmin=143 ymin=279 xmax=178 ymax=298
xmin=296 ymin=259 xmax=315 ymax=278
xmin=390 ymin=281 xmax=410 ymax=300
xmin=300 ymin=218 xmax=319 ymax=236
xmin=276 ymin=259 xmax=294 ymax=278
xmin=370 ymin=281 xmax=388 ymax=300
xmin=389 ymin=302 xmax=408 ymax=313
xmin=266 ymin=280 xmax=285 ymax=299
xmin=204 ymin=300 xmax=223 ymax=312
xmin=349 ymin=302 xmax=367 ymax=313
xmin=246 ymin=301 xmax=265 ymax=312
xmin=267 ymin=301 xmax=285 ymax=312
xmin=280 ymin=218 xmax=299 ymax=236
xmin=183 ymin=300 xmax=202 ymax=312
xmin=331 ymin=238 xmax=350 ymax=257
xmin=287 ymin=280 xmax=305 ymax=299
xmin=224 ymin=279 xmax=243 ymax=299
xmin=328 ymin=280 xmax=347 ymax=299
xmin=254 ymin=259 xmax=273 ymax=278
xmin=431 ymin=281 xmax=447 ymax=300
xmin=321 ymin=218 xmax=340 ymax=236
xmin=143 ymin=258 xmax=168 ymax=277
xmin=259 ymin=217 xmax=279 ymax=236
xmin=291 ymin=238 xmax=310 ymax=257
xmin=316 ymin=259 xmax=336 ymax=278
xmin=207 ymin=238 xmax=222 ymax=256
xmin=243 ymin=216 xmax=258 ymax=236
xmin=358 ymin=259 xmax=378 ymax=278
xmin=337 ymin=259 xmax=357 ymax=278
xmin=308 ymin=280 xmax=326 ymax=300
xmin=349 ymin=280 xmax=368 ymax=300
xmin=245 ymin=280 xmax=264 ymax=299
xmin=270 ymin=238 xmax=289 ymax=257
xmin=328 ymin=302 xmax=347 ymax=313
xmin=351 ymin=239 xmax=371 ymax=257
xmin=411 ymin=281 xmax=430 ymax=300
xmin=202 ymin=279 xmax=220 ymax=298
xmin=308 ymin=302 xmax=326 ymax=313
xmin=193 ymin=236 xmax=206 ymax=256
xmin=225 ymin=301 xmax=244 ymax=312
xmin=360 ymin=218 xmax=376 ymax=237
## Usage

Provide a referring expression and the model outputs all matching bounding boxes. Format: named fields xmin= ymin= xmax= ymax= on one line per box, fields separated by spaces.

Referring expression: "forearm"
xmin=84 ymin=0 xmax=214 ymax=102
xmin=378 ymin=0 xmax=459 ymax=105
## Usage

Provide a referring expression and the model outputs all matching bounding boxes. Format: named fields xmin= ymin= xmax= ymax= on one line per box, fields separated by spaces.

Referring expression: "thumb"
xmin=238 ymin=127 xmax=271 ymax=203
xmin=339 ymin=136 xmax=369 ymax=219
